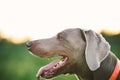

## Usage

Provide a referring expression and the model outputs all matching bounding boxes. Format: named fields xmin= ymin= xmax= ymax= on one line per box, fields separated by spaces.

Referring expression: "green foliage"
xmin=102 ymin=34 xmax=120 ymax=59
xmin=0 ymin=34 xmax=120 ymax=80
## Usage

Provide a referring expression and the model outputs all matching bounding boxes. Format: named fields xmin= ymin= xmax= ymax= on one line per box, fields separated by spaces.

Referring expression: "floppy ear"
xmin=83 ymin=30 xmax=110 ymax=71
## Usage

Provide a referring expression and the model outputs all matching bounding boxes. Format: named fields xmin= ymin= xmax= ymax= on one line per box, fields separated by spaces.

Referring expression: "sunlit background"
xmin=0 ymin=0 xmax=120 ymax=43
xmin=0 ymin=0 xmax=120 ymax=80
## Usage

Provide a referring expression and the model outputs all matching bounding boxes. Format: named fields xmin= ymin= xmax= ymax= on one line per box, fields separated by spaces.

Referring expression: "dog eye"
xmin=57 ymin=33 xmax=63 ymax=40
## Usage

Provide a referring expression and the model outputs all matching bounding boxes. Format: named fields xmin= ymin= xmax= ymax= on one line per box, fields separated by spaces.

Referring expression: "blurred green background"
xmin=0 ymin=33 xmax=120 ymax=80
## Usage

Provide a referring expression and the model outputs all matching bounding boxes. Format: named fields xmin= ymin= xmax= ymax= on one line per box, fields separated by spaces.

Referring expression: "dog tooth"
xmin=59 ymin=60 xmax=63 ymax=65
xmin=64 ymin=57 xmax=68 ymax=61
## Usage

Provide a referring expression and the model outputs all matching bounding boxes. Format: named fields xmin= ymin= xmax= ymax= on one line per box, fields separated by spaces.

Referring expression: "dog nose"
xmin=26 ymin=41 xmax=32 ymax=47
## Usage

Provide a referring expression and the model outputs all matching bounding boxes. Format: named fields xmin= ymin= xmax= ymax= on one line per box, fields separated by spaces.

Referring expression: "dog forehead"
xmin=61 ymin=28 xmax=84 ymax=43
xmin=62 ymin=28 xmax=81 ymax=35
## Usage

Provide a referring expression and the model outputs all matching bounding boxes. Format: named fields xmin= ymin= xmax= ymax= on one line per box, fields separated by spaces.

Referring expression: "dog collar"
xmin=109 ymin=60 xmax=120 ymax=80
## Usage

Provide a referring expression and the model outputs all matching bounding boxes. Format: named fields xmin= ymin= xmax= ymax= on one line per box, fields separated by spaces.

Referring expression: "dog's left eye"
xmin=57 ymin=33 xmax=63 ymax=40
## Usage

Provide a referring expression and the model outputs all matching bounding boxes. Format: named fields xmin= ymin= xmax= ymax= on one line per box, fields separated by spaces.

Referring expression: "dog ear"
xmin=83 ymin=30 xmax=110 ymax=71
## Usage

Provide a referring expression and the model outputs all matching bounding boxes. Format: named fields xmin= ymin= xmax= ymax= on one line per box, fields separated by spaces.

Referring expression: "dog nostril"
xmin=26 ymin=41 xmax=32 ymax=47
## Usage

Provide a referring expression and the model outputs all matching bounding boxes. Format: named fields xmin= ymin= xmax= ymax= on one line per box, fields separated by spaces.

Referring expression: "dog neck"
xmin=76 ymin=52 xmax=120 ymax=80
xmin=109 ymin=59 xmax=120 ymax=80
xmin=93 ymin=52 xmax=119 ymax=80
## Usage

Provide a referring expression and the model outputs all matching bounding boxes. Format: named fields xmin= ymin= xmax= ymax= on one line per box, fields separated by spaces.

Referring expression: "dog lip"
xmin=36 ymin=55 xmax=68 ymax=80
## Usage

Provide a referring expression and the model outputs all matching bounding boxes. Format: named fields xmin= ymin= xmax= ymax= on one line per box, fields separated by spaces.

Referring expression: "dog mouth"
xmin=36 ymin=55 xmax=68 ymax=80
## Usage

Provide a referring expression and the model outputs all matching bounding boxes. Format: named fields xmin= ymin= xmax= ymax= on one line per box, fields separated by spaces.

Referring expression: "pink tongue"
xmin=36 ymin=60 xmax=60 ymax=80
